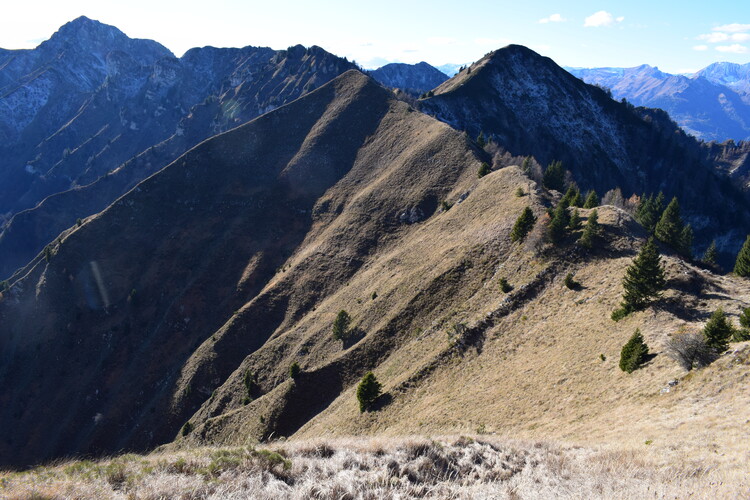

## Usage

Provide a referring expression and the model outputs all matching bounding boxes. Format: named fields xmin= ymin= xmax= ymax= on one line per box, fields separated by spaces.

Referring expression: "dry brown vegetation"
xmin=2 ymin=436 xmax=744 ymax=499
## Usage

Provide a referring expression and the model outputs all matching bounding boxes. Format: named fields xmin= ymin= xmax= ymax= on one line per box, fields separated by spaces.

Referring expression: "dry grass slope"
xmin=2 ymin=436 xmax=744 ymax=499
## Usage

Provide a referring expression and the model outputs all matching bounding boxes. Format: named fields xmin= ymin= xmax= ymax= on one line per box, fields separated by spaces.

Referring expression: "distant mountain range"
xmin=567 ymin=63 xmax=750 ymax=143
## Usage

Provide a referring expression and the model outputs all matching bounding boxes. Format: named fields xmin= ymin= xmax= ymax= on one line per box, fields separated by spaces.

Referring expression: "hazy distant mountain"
xmin=696 ymin=62 xmax=750 ymax=97
xmin=436 ymin=63 xmax=463 ymax=77
xmin=567 ymin=64 xmax=750 ymax=142
xmin=0 ymin=19 xmax=355 ymax=279
xmin=368 ymin=62 xmax=448 ymax=95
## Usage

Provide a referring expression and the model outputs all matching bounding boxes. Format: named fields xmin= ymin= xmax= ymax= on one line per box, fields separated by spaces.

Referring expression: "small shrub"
xmin=289 ymin=362 xmax=301 ymax=379
xmin=515 ymin=187 xmax=525 ymax=197
xmin=611 ymin=307 xmax=629 ymax=322
xmin=477 ymin=162 xmax=491 ymax=178
xmin=619 ymin=329 xmax=649 ymax=373
xmin=665 ymin=329 xmax=716 ymax=370
xmin=371 ymin=291 xmax=378 ymax=300
xmin=499 ymin=278 xmax=513 ymax=293
xmin=356 ymin=372 xmax=382 ymax=412
xmin=563 ymin=273 xmax=578 ymax=289
xmin=599 ymin=353 xmax=606 ymax=362
xmin=181 ymin=421 xmax=193 ymax=437
xmin=440 ymin=200 xmax=452 ymax=211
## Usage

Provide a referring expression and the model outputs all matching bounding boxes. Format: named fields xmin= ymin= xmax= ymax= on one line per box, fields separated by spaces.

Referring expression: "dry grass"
xmin=1 ymin=435 xmax=743 ymax=499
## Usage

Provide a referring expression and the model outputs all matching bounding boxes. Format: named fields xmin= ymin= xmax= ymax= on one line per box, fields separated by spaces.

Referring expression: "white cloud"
xmin=713 ymin=23 xmax=750 ymax=33
xmin=539 ymin=14 xmax=566 ymax=24
xmin=732 ymin=33 xmax=750 ymax=42
xmin=693 ymin=45 xmax=708 ymax=51
xmin=716 ymin=44 xmax=749 ymax=53
xmin=584 ymin=11 xmax=624 ymax=28
xmin=697 ymin=32 xmax=729 ymax=43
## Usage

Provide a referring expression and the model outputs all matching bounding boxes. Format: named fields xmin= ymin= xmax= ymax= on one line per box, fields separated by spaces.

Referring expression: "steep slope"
xmin=420 ymin=45 xmax=750 ymax=253
xmin=369 ymin=62 xmax=448 ymax=95
xmin=0 ymin=70 xmax=485 ymax=468
xmin=0 ymin=26 xmax=355 ymax=280
xmin=568 ymin=65 xmax=750 ymax=142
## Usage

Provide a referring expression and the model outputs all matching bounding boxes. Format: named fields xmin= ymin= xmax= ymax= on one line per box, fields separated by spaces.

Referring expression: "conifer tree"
xmin=571 ymin=190 xmax=583 ymax=208
xmin=356 ymin=372 xmax=382 ymax=412
xmin=702 ymin=240 xmax=718 ymax=268
xmin=332 ymin=310 xmax=352 ymax=341
xmin=635 ymin=193 xmax=658 ymax=233
xmin=654 ymin=191 xmax=665 ymax=214
xmin=560 ymin=186 xmax=578 ymax=207
xmin=655 ymin=197 xmax=684 ymax=249
xmin=510 ymin=207 xmax=537 ymax=242
xmin=568 ymin=208 xmax=581 ymax=230
xmin=583 ymin=190 xmax=599 ymax=209
xmin=578 ymin=209 xmax=600 ymax=249
xmin=543 ymin=160 xmax=565 ymax=192
xmin=679 ymin=224 xmax=693 ymax=259
xmin=619 ymin=329 xmax=649 ymax=373
xmin=617 ymin=237 xmax=666 ymax=314
xmin=734 ymin=235 xmax=750 ymax=277
xmin=476 ymin=131 xmax=486 ymax=148
xmin=702 ymin=308 xmax=734 ymax=352
xmin=477 ymin=162 xmax=491 ymax=178
xmin=548 ymin=199 xmax=570 ymax=244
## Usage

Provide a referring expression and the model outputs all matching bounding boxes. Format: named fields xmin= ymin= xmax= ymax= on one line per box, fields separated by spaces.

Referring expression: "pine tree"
xmin=618 ymin=237 xmax=666 ymax=313
xmin=243 ymin=370 xmax=257 ymax=400
xmin=635 ymin=193 xmax=658 ymax=233
xmin=734 ymin=235 xmax=750 ymax=277
xmin=583 ymin=190 xmax=599 ymax=209
xmin=356 ymin=372 xmax=382 ymax=412
xmin=702 ymin=240 xmax=718 ymax=268
xmin=477 ymin=162 xmax=491 ymax=178
xmin=543 ymin=160 xmax=565 ymax=192
xmin=619 ymin=329 xmax=649 ymax=373
xmin=547 ymin=200 xmax=570 ymax=245
xmin=679 ymin=224 xmax=693 ymax=259
xmin=560 ymin=186 xmax=578 ymax=206
xmin=332 ymin=310 xmax=352 ymax=341
xmin=654 ymin=191 xmax=665 ymax=214
xmin=476 ymin=131 xmax=486 ymax=148
xmin=578 ymin=209 xmax=600 ymax=249
xmin=571 ymin=190 xmax=583 ymax=208
xmin=568 ymin=208 xmax=581 ymax=230
xmin=510 ymin=207 xmax=537 ymax=242
xmin=654 ymin=197 xmax=685 ymax=250
xmin=703 ymin=308 xmax=734 ymax=352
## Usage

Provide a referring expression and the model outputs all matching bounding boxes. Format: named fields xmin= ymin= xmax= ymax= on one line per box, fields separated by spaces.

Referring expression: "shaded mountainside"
xmin=420 ymin=45 xmax=750 ymax=254
xmin=0 ymin=70 xmax=485 ymax=467
xmin=368 ymin=62 xmax=448 ymax=96
xmin=0 ymin=20 xmax=355 ymax=279
xmin=568 ymin=65 xmax=750 ymax=142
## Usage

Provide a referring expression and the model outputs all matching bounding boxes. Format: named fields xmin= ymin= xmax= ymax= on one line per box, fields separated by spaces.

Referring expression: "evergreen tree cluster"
xmin=542 ymin=160 xmax=566 ymax=192
xmin=578 ymin=209 xmax=600 ymax=249
xmin=636 ymin=194 xmax=692 ymax=258
xmin=619 ymin=329 xmax=649 ymax=373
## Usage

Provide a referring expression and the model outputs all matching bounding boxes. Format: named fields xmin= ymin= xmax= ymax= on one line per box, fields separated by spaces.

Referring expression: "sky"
xmin=2 ymin=1 xmax=750 ymax=74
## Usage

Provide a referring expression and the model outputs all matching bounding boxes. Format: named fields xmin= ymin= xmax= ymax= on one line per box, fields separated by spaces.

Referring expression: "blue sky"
xmin=2 ymin=0 xmax=750 ymax=73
